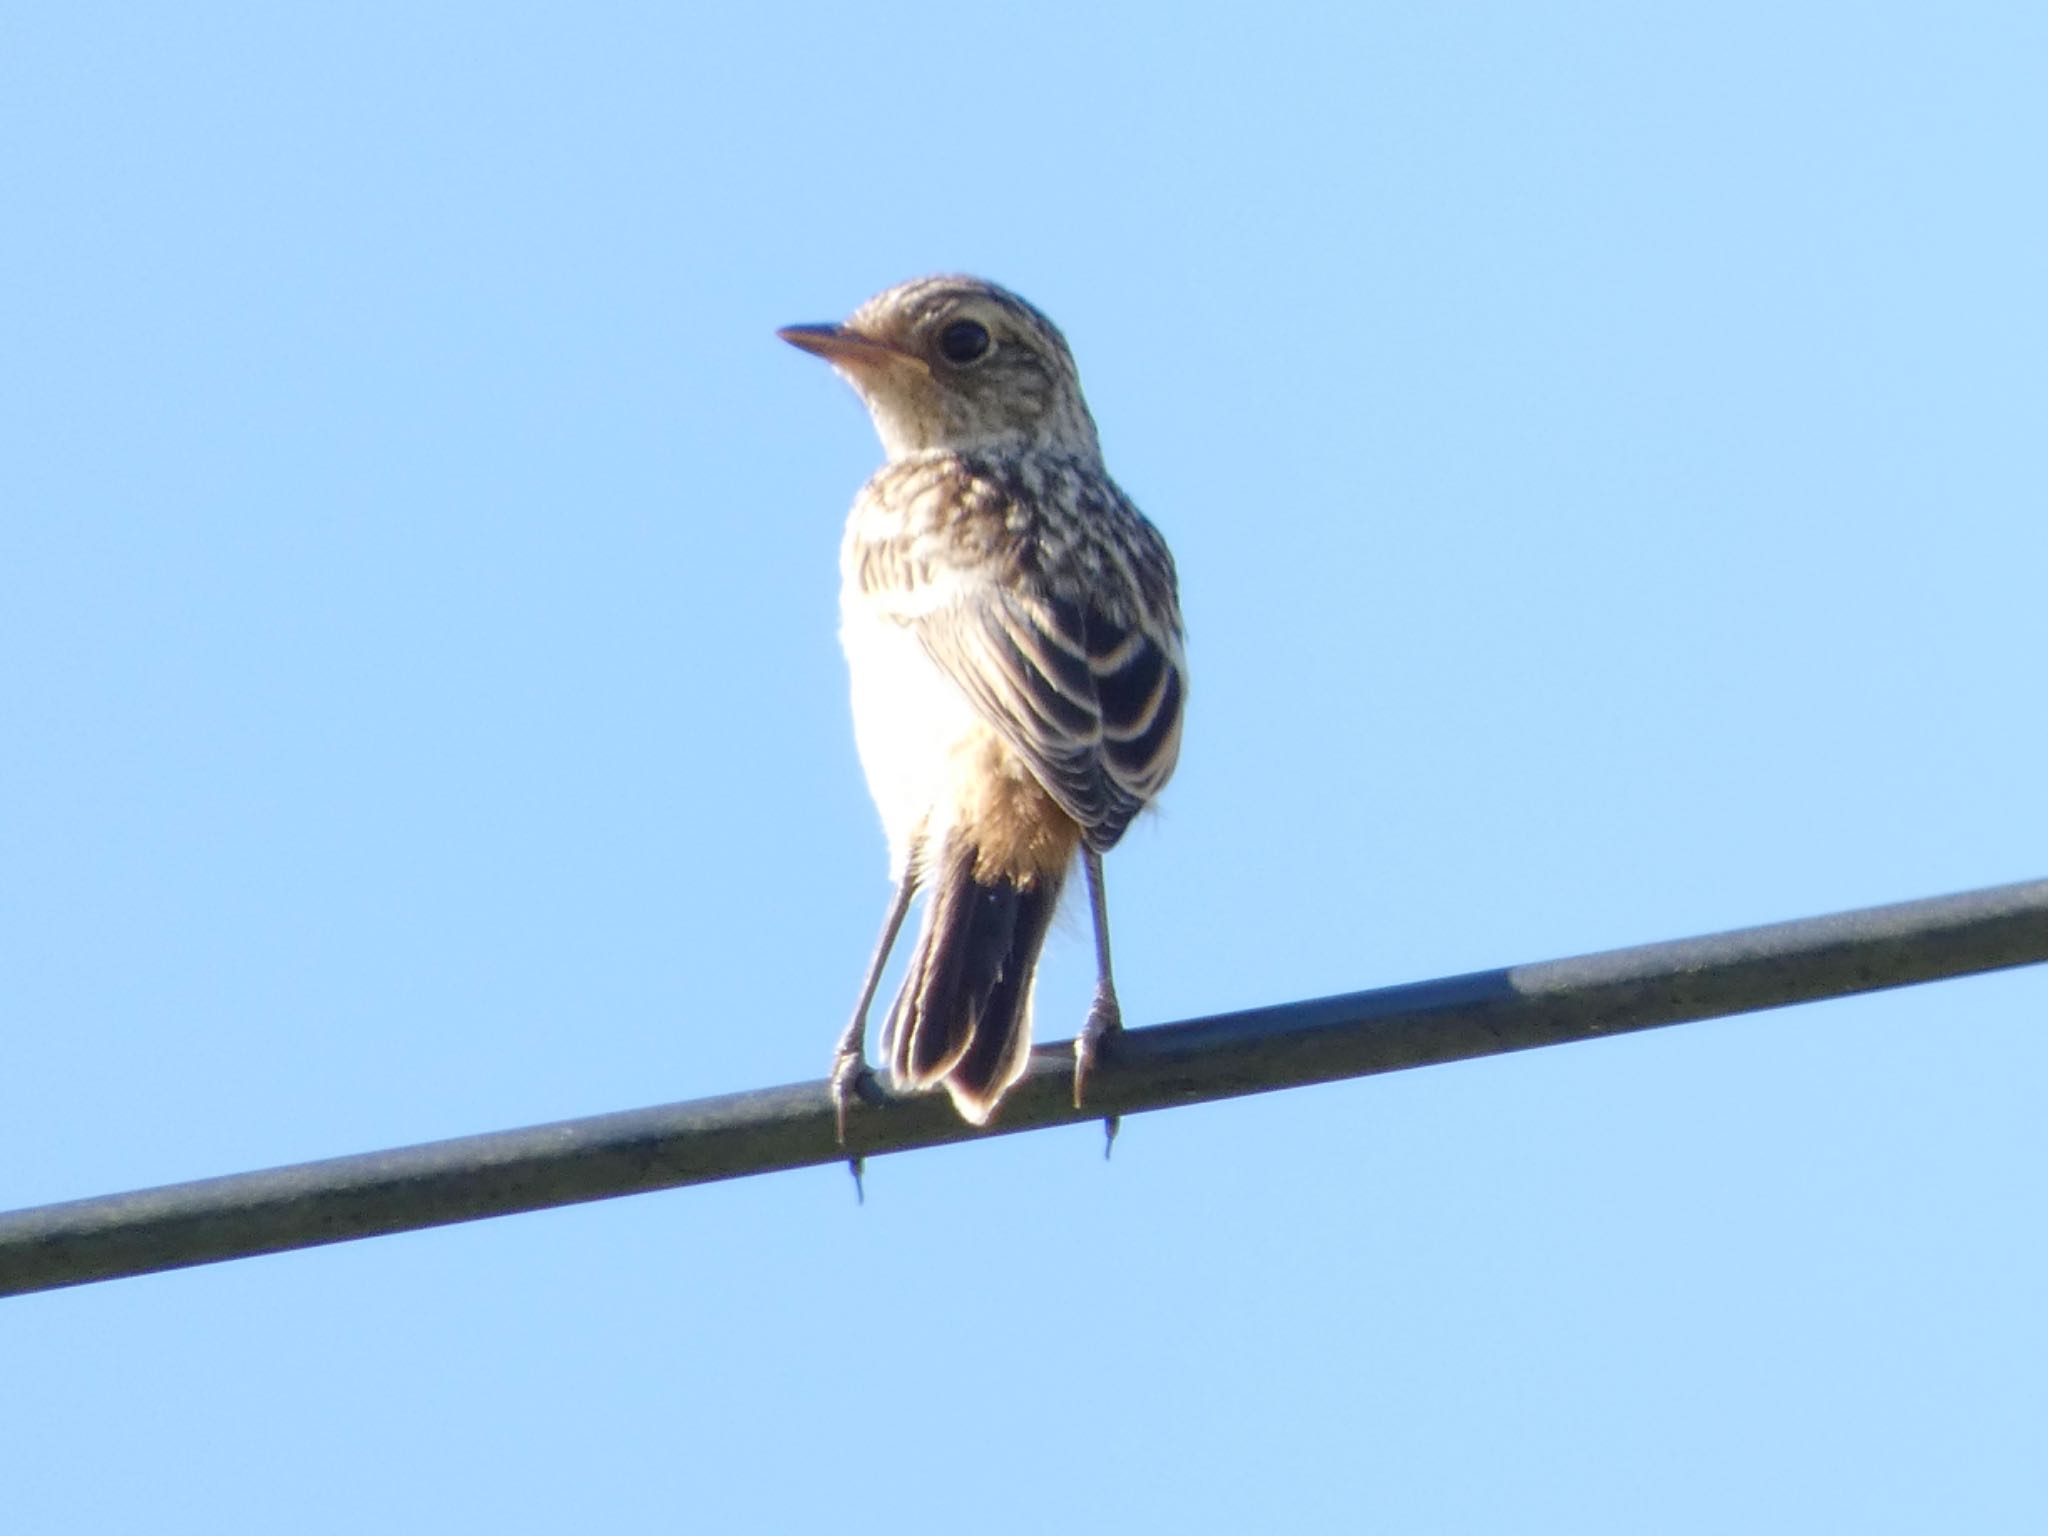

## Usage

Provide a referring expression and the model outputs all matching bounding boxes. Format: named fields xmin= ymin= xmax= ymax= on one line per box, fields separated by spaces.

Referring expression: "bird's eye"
xmin=936 ymin=318 xmax=992 ymax=365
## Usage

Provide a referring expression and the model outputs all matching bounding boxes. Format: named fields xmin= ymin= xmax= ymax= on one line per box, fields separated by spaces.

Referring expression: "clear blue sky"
xmin=4 ymin=5 xmax=2044 ymax=1531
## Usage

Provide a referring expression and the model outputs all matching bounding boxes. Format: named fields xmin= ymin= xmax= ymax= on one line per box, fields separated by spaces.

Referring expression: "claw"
xmin=1073 ymin=984 xmax=1123 ymax=1110
xmin=830 ymin=1049 xmax=867 ymax=1146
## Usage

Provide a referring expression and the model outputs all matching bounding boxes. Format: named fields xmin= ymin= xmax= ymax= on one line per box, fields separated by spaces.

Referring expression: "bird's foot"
xmin=829 ymin=1045 xmax=872 ymax=1146
xmin=829 ymin=1048 xmax=877 ymax=1202
xmin=1073 ymin=986 xmax=1123 ymax=1110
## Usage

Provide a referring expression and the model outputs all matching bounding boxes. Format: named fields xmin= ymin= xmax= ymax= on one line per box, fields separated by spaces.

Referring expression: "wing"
xmin=916 ymin=570 xmax=1184 ymax=855
xmin=846 ymin=453 xmax=1186 ymax=852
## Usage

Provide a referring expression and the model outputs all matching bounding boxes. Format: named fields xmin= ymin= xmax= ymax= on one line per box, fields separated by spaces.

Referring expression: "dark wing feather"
xmin=916 ymin=582 xmax=1184 ymax=852
xmin=849 ymin=453 xmax=1186 ymax=851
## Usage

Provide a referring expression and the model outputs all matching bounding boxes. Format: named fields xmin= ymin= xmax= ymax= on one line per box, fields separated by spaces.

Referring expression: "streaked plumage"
xmin=780 ymin=275 xmax=1185 ymax=1130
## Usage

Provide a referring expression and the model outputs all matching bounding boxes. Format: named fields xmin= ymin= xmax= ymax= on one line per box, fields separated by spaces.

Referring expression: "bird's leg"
xmin=834 ymin=867 xmax=917 ymax=1148
xmin=1074 ymin=849 xmax=1123 ymax=1140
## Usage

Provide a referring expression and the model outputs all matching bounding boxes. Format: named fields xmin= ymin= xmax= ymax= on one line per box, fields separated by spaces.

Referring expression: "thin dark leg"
xmin=834 ymin=867 xmax=917 ymax=1148
xmin=1073 ymin=848 xmax=1123 ymax=1142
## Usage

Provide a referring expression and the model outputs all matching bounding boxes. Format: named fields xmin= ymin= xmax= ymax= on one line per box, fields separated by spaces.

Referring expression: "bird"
xmin=778 ymin=275 xmax=1186 ymax=1134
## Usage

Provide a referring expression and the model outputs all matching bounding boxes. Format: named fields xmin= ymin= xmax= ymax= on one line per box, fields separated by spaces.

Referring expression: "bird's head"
xmin=779 ymin=275 xmax=1101 ymax=462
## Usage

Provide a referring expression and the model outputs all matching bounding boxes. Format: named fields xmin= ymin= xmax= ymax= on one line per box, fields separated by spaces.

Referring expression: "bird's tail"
xmin=881 ymin=835 xmax=1063 ymax=1125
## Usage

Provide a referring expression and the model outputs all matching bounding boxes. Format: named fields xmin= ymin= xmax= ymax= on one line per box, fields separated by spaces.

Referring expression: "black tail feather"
xmin=882 ymin=838 xmax=1062 ymax=1125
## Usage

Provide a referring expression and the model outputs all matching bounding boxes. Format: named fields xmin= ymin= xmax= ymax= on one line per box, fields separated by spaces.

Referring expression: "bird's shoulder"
xmin=844 ymin=449 xmax=1180 ymax=635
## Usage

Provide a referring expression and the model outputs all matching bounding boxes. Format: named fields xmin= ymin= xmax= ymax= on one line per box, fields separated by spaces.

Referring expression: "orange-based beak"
xmin=777 ymin=323 xmax=926 ymax=374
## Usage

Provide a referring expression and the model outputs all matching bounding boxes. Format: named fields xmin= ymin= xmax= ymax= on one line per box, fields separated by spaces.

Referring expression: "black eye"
xmin=936 ymin=318 xmax=992 ymax=365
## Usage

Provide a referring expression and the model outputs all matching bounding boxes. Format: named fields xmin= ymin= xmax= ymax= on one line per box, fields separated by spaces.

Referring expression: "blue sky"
xmin=4 ymin=4 xmax=2045 ymax=1530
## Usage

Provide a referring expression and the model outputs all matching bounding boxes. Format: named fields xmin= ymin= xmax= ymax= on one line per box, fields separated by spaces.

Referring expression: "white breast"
xmin=838 ymin=596 xmax=986 ymax=881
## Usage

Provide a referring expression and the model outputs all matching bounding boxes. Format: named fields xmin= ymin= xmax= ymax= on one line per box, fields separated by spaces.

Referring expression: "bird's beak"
xmin=777 ymin=323 xmax=927 ymax=375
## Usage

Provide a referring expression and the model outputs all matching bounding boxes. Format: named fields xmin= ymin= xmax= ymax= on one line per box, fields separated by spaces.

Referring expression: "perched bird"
xmin=779 ymin=275 xmax=1186 ymax=1132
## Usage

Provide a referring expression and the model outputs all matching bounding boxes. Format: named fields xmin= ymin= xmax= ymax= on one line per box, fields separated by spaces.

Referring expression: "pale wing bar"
xmin=917 ymin=585 xmax=1183 ymax=853
xmin=1067 ymin=600 xmax=1183 ymax=807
